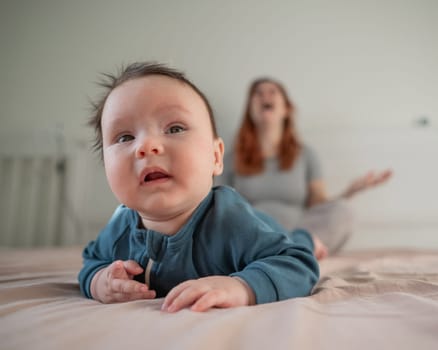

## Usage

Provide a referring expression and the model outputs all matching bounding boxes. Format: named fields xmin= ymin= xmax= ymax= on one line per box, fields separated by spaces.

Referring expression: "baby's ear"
xmin=212 ymin=137 xmax=224 ymax=176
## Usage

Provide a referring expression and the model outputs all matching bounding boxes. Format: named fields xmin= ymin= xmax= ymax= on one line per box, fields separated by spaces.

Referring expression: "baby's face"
xmin=101 ymin=75 xmax=223 ymax=227
xmin=249 ymin=81 xmax=288 ymax=127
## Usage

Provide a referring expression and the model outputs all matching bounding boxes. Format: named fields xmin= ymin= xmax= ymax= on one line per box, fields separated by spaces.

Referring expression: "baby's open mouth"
xmin=144 ymin=172 xmax=169 ymax=182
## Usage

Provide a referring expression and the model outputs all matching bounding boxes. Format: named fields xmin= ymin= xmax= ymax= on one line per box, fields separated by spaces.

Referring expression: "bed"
xmin=1 ymin=246 xmax=437 ymax=349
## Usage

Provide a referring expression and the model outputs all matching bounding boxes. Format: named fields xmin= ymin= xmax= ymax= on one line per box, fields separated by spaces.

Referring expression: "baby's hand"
xmin=91 ymin=260 xmax=156 ymax=303
xmin=161 ymin=276 xmax=256 ymax=312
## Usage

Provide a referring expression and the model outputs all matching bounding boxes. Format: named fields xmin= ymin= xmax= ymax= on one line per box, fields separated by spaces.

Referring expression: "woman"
xmin=216 ymin=78 xmax=392 ymax=257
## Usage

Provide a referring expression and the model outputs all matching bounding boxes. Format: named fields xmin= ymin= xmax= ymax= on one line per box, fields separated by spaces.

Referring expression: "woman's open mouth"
xmin=262 ymin=102 xmax=274 ymax=111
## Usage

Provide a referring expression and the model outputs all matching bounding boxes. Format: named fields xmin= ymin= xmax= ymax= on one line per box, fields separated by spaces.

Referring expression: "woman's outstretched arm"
xmin=306 ymin=169 xmax=393 ymax=207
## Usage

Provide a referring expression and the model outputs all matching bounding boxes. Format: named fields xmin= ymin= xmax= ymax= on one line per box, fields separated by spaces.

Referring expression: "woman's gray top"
xmin=216 ymin=145 xmax=322 ymax=229
xmin=215 ymin=144 xmax=353 ymax=253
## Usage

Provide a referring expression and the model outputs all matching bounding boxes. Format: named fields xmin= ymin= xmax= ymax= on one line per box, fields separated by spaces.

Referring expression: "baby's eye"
xmin=166 ymin=125 xmax=186 ymax=134
xmin=116 ymin=134 xmax=135 ymax=143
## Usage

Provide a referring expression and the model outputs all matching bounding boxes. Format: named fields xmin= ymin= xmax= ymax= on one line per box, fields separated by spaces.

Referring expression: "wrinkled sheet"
xmin=1 ymin=247 xmax=438 ymax=350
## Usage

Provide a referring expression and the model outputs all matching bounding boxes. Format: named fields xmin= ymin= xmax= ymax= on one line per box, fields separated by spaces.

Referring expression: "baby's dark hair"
xmin=89 ymin=62 xmax=218 ymax=159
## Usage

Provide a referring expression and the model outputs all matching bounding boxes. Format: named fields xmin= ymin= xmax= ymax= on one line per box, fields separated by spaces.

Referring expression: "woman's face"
xmin=249 ymin=81 xmax=289 ymax=127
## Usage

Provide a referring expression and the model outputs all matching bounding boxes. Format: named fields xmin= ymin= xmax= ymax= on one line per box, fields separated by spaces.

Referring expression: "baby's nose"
xmin=135 ymin=137 xmax=163 ymax=158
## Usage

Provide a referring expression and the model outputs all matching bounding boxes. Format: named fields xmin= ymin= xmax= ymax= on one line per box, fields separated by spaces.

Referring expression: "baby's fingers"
xmin=108 ymin=260 xmax=128 ymax=279
xmin=111 ymin=278 xmax=149 ymax=294
xmin=123 ymin=260 xmax=144 ymax=277
xmin=110 ymin=279 xmax=156 ymax=299
xmin=190 ymin=290 xmax=227 ymax=312
xmin=110 ymin=290 xmax=156 ymax=303
xmin=162 ymin=281 xmax=202 ymax=312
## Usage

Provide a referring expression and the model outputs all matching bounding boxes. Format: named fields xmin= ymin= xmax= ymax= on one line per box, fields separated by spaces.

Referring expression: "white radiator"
xmin=0 ymin=155 xmax=67 ymax=246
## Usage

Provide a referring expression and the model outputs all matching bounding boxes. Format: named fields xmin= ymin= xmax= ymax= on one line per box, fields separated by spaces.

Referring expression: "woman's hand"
xmin=90 ymin=260 xmax=156 ymax=303
xmin=161 ymin=276 xmax=256 ymax=312
xmin=342 ymin=169 xmax=393 ymax=199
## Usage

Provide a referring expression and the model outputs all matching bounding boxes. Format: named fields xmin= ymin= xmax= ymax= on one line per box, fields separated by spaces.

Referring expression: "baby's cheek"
xmin=105 ymin=162 xmax=128 ymax=198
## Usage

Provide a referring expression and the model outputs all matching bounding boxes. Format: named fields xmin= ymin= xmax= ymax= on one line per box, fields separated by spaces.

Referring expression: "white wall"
xmin=1 ymin=0 xmax=437 ymax=248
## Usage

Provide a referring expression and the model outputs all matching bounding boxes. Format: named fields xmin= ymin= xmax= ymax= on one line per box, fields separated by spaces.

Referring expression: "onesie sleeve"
xmin=288 ymin=228 xmax=315 ymax=250
xmin=230 ymin=226 xmax=319 ymax=304
xmin=213 ymin=189 xmax=319 ymax=304
xmin=254 ymin=207 xmax=315 ymax=251
xmin=77 ymin=205 xmax=129 ymax=298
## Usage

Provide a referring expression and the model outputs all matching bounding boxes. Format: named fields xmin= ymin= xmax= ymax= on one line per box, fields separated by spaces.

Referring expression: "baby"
xmin=78 ymin=62 xmax=319 ymax=312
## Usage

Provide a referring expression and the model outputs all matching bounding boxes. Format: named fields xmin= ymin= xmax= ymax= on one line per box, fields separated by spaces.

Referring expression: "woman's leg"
xmin=296 ymin=199 xmax=355 ymax=253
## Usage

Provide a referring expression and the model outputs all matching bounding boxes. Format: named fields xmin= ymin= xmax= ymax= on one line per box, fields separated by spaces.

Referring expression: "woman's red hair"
xmin=234 ymin=78 xmax=301 ymax=175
